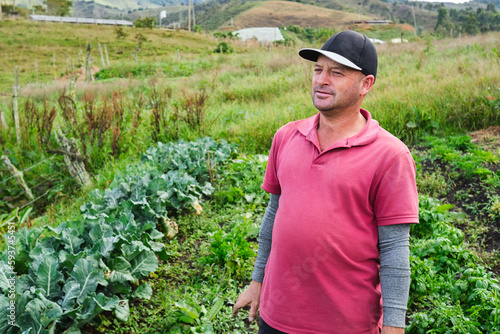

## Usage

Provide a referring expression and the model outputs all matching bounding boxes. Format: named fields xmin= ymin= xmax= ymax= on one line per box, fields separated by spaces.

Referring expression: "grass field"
xmin=0 ymin=19 xmax=500 ymax=333
xmin=0 ymin=20 xmax=222 ymax=95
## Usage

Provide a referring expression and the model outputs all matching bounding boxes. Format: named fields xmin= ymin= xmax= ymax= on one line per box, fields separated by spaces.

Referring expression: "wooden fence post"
xmin=98 ymin=43 xmax=105 ymax=68
xmin=15 ymin=65 xmax=19 ymax=88
xmin=0 ymin=109 xmax=8 ymax=130
xmin=12 ymin=84 xmax=20 ymax=146
xmin=1 ymin=155 xmax=34 ymax=201
xmin=54 ymin=126 xmax=92 ymax=187
xmin=104 ymin=44 xmax=110 ymax=67
xmin=85 ymin=44 xmax=93 ymax=83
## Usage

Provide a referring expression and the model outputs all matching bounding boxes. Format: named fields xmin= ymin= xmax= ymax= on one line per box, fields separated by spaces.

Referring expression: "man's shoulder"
xmin=275 ymin=114 xmax=317 ymax=138
xmin=376 ymin=126 xmax=411 ymax=154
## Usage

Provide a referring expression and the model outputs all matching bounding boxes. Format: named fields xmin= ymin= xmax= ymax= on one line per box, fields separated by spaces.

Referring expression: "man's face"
xmin=311 ymin=55 xmax=365 ymax=115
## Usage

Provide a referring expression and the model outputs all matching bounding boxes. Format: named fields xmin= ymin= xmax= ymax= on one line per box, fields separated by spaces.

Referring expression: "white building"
xmin=233 ymin=27 xmax=285 ymax=43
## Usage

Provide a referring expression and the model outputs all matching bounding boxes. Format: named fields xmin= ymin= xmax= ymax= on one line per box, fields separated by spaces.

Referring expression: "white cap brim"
xmin=299 ymin=48 xmax=362 ymax=71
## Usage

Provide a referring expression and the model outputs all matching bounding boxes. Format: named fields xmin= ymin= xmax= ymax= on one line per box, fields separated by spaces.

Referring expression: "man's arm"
xmin=378 ymin=223 xmax=411 ymax=334
xmin=233 ymin=193 xmax=280 ymax=322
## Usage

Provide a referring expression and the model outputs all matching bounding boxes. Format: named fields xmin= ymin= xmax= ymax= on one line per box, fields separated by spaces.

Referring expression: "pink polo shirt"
xmin=260 ymin=109 xmax=419 ymax=334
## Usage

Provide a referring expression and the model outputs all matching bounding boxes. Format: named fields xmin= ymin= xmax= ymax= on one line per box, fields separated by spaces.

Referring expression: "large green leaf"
xmin=18 ymin=294 xmax=62 ymax=334
xmin=91 ymin=236 xmax=119 ymax=259
xmin=61 ymin=229 xmax=84 ymax=255
xmin=121 ymin=241 xmax=148 ymax=261
xmin=147 ymin=177 xmax=169 ymax=195
xmin=131 ymin=283 xmax=152 ymax=300
xmin=114 ymin=299 xmax=130 ymax=322
xmin=36 ymin=256 xmax=62 ymax=299
xmin=75 ymin=293 xmax=120 ymax=327
xmin=28 ymin=236 xmax=59 ymax=269
xmin=61 ymin=280 xmax=81 ymax=312
xmin=0 ymin=294 xmax=16 ymax=334
xmin=129 ymin=250 xmax=158 ymax=279
xmin=89 ymin=223 xmax=113 ymax=243
xmin=0 ymin=262 xmax=13 ymax=293
xmin=206 ymin=298 xmax=224 ymax=321
xmin=146 ymin=240 xmax=165 ymax=253
xmin=104 ymin=187 xmax=126 ymax=209
xmin=15 ymin=227 xmax=44 ymax=274
xmin=130 ymin=183 xmax=149 ymax=206
xmin=59 ymin=251 xmax=86 ymax=271
xmin=148 ymin=230 xmax=164 ymax=240
xmin=175 ymin=301 xmax=199 ymax=319
xmin=70 ymin=258 xmax=107 ymax=303
xmin=107 ymin=257 xmax=134 ymax=284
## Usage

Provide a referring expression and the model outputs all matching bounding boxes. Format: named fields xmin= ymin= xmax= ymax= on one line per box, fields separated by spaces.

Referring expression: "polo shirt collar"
xmin=296 ymin=109 xmax=379 ymax=149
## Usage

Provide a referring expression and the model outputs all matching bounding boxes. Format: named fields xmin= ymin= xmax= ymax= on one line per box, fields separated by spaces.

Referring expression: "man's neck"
xmin=317 ymin=110 xmax=367 ymax=151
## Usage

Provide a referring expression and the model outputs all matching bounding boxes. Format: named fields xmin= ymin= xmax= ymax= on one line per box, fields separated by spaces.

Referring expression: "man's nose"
xmin=316 ymin=71 xmax=329 ymax=86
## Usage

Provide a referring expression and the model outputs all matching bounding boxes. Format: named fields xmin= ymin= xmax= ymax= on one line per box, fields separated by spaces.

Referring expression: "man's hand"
xmin=233 ymin=280 xmax=262 ymax=322
xmin=381 ymin=326 xmax=405 ymax=334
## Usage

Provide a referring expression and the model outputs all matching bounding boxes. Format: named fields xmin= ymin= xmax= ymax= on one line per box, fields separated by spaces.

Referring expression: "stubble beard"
xmin=311 ymin=85 xmax=359 ymax=117
xmin=311 ymin=86 xmax=340 ymax=115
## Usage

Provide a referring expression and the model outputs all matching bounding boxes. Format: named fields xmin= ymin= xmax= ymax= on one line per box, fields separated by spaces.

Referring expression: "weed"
xmin=22 ymin=98 xmax=56 ymax=150
xmin=214 ymin=42 xmax=233 ymax=54
xmin=416 ymin=170 xmax=448 ymax=198
xmin=173 ymin=89 xmax=209 ymax=132
xmin=149 ymin=83 xmax=172 ymax=143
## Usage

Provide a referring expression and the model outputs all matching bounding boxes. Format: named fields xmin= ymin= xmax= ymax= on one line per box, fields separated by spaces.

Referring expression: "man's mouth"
xmin=314 ymin=88 xmax=334 ymax=98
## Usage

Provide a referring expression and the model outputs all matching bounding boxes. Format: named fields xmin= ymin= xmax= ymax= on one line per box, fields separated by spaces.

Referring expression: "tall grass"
xmin=1 ymin=27 xmax=499 ymax=216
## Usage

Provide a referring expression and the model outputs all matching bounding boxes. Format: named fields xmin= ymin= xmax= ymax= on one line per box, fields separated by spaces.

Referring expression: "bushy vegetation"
xmin=1 ymin=18 xmax=500 ymax=333
xmin=0 ymin=137 xmax=235 ymax=333
xmin=435 ymin=3 xmax=500 ymax=36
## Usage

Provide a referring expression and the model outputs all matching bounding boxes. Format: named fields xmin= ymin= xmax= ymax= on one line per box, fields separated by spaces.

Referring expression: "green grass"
xmin=0 ymin=20 xmax=223 ymax=94
xmin=1 ymin=20 xmax=500 ymax=333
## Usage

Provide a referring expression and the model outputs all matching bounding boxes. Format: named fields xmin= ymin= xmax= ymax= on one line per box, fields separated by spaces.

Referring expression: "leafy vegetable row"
xmin=0 ymin=137 xmax=234 ymax=334
xmin=408 ymin=196 xmax=500 ymax=333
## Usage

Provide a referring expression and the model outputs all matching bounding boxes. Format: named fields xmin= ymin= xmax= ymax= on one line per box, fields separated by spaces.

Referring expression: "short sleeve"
xmin=374 ymin=151 xmax=419 ymax=226
xmin=262 ymin=132 xmax=282 ymax=195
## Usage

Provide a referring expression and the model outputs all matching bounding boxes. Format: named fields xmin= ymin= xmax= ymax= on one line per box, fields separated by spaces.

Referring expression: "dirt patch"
xmin=469 ymin=126 xmax=500 ymax=152
xmin=399 ymin=23 xmax=416 ymax=32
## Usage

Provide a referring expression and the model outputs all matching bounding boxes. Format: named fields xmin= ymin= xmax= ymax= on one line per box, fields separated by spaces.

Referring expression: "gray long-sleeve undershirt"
xmin=251 ymin=193 xmax=411 ymax=328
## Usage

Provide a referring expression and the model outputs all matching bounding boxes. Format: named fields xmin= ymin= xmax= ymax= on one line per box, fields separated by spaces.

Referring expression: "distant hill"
xmin=193 ymin=0 xmax=438 ymax=32
xmin=11 ymin=0 xmax=475 ymax=32
xmin=228 ymin=1 xmax=372 ymax=30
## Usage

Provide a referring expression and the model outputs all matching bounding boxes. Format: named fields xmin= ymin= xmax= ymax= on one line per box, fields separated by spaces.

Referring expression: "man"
xmin=233 ymin=30 xmax=419 ymax=333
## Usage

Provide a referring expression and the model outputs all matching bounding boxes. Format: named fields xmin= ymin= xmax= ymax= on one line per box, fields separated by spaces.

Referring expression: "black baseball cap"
xmin=299 ymin=30 xmax=378 ymax=81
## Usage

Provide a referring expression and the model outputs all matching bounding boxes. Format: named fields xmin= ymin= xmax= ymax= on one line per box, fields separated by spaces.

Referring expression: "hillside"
xmin=192 ymin=0 xmax=438 ymax=32
xmin=228 ymin=0 xmax=372 ymax=30
xmin=5 ymin=0 xmax=440 ymax=32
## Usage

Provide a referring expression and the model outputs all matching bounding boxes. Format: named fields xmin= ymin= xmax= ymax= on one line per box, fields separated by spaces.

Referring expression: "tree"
xmin=435 ymin=6 xmax=455 ymax=32
xmin=134 ymin=17 xmax=156 ymax=29
xmin=464 ymin=12 xmax=480 ymax=35
xmin=44 ymin=0 xmax=72 ymax=16
xmin=486 ymin=3 xmax=498 ymax=13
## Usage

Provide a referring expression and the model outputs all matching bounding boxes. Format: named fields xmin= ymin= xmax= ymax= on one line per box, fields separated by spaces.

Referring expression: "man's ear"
xmin=360 ymin=75 xmax=375 ymax=96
